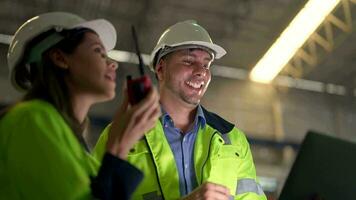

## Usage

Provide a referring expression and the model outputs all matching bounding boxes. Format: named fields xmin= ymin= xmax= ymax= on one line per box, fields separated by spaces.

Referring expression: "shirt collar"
xmin=195 ymin=105 xmax=206 ymax=128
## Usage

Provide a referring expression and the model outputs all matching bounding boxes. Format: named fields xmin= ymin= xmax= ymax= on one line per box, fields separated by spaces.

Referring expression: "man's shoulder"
xmin=201 ymin=106 xmax=235 ymax=134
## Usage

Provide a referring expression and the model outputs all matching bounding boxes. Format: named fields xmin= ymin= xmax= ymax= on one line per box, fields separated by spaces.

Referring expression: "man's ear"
xmin=47 ymin=49 xmax=69 ymax=69
xmin=155 ymin=59 xmax=165 ymax=81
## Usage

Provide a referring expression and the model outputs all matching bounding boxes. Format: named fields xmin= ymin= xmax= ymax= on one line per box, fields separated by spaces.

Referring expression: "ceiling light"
xmin=250 ymin=0 xmax=340 ymax=83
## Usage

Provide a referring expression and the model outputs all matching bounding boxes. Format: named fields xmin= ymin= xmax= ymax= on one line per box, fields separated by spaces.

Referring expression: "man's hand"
xmin=182 ymin=182 xmax=231 ymax=200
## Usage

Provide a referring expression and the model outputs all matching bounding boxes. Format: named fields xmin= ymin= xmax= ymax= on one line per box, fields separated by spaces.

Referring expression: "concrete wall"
xmin=202 ymin=76 xmax=356 ymax=143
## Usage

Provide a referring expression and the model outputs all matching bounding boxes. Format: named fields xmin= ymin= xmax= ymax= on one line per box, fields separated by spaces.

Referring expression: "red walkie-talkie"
xmin=126 ymin=26 xmax=152 ymax=105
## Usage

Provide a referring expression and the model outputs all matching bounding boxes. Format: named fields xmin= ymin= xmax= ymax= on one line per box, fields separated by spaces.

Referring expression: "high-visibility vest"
xmin=0 ymin=100 xmax=99 ymax=200
xmin=94 ymin=107 xmax=266 ymax=200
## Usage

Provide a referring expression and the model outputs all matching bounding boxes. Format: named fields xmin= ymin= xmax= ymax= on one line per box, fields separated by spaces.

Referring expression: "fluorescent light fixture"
xmin=295 ymin=79 xmax=324 ymax=92
xmin=0 ymin=34 xmax=12 ymax=44
xmin=211 ymin=65 xmax=248 ymax=80
xmin=250 ymin=0 xmax=341 ymax=84
xmin=108 ymin=50 xmax=150 ymax=65
xmin=326 ymin=83 xmax=346 ymax=95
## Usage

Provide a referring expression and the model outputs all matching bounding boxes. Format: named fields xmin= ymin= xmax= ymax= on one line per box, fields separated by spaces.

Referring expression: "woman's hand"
xmin=106 ymin=87 xmax=161 ymax=159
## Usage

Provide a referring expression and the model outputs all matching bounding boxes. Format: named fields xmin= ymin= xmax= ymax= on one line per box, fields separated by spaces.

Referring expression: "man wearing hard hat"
xmin=95 ymin=20 xmax=266 ymax=200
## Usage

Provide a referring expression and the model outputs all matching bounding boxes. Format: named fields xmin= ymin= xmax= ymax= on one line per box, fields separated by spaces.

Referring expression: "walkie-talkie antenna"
xmin=131 ymin=25 xmax=145 ymax=76
xmin=127 ymin=26 xmax=152 ymax=105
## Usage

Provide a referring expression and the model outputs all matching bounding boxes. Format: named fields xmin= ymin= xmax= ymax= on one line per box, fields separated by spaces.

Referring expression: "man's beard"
xmin=179 ymin=92 xmax=201 ymax=106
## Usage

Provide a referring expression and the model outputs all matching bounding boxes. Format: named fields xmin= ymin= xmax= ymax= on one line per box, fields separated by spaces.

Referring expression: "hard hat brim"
xmin=72 ymin=19 xmax=117 ymax=51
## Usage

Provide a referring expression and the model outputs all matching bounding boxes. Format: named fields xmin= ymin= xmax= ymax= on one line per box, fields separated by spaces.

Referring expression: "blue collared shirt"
xmin=161 ymin=105 xmax=206 ymax=196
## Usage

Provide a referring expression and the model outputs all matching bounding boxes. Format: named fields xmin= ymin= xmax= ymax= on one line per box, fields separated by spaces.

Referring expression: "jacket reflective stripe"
xmin=236 ymin=179 xmax=264 ymax=195
xmin=219 ymin=133 xmax=231 ymax=145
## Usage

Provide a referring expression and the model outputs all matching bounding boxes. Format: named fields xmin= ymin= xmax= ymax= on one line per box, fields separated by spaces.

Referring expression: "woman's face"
xmin=63 ymin=32 xmax=118 ymax=102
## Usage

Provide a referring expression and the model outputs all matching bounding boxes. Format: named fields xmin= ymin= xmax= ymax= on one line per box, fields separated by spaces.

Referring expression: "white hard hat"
xmin=150 ymin=20 xmax=226 ymax=71
xmin=7 ymin=12 xmax=117 ymax=90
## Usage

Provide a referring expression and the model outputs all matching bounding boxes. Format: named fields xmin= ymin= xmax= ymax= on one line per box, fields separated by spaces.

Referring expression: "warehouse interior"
xmin=0 ymin=0 xmax=355 ymax=199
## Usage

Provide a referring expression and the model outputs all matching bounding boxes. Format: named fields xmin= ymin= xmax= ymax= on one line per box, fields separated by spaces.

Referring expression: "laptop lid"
xmin=279 ymin=131 xmax=356 ymax=200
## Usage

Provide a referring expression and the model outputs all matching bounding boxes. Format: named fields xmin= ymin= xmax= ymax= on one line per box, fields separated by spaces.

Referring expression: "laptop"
xmin=279 ymin=131 xmax=356 ymax=200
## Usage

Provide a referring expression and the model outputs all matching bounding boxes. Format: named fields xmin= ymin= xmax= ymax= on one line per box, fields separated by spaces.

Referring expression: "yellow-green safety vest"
xmin=0 ymin=100 xmax=99 ymax=200
xmin=94 ymin=107 xmax=266 ymax=200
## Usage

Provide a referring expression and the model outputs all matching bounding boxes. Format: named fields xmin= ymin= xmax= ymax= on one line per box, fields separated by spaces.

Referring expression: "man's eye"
xmin=94 ymin=48 xmax=107 ymax=58
xmin=101 ymin=53 xmax=107 ymax=59
xmin=94 ymin=48 xmax=102 ymax=53
xmin=203 ymin=63 xmax=211 ymax=69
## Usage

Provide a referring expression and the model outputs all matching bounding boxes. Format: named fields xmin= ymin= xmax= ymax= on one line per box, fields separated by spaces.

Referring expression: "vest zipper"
xmin=180 ymin=136 xmax=189 ymax=194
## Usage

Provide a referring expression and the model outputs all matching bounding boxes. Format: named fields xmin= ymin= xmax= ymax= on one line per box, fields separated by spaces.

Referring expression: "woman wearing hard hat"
xmin=0 ymin=12 xmax=160 ymax=199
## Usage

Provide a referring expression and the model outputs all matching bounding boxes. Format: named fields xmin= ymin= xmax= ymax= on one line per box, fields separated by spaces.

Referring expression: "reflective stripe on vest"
xmin=219 ymin=133 xmax=231 ymax=145
xmin=236 ymin=179 xmax=264 ymax=195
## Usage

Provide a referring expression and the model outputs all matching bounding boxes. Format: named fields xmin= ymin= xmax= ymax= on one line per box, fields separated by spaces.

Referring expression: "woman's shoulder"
xmin=10 ymin=99 xmax=58 ymax=116
xmin=0 ymin=99 xmax=73 ymax=143
xmin=3 ymin=99 xmax=64 ymax=126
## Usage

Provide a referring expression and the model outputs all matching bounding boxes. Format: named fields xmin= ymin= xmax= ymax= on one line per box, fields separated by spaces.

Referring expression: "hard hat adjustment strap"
xmin=27 ymin=33 xmax=64 ymax=64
